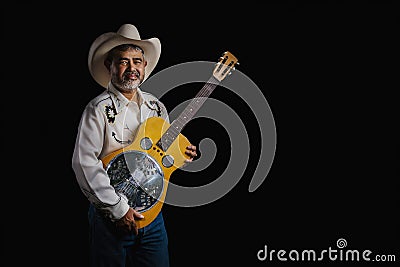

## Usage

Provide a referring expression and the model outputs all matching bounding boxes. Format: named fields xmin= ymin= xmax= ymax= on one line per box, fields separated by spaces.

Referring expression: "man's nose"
xmin=128 ymin=62 xmax=136 ymax=72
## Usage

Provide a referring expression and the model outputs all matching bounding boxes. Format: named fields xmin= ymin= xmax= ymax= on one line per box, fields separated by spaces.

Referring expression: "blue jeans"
xmin=88 ymin=204 xmax=169 ymax=267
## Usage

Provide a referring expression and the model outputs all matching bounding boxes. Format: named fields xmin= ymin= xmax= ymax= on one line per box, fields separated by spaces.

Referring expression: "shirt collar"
xmin=107 ymin=82 xmax=152 ymax=112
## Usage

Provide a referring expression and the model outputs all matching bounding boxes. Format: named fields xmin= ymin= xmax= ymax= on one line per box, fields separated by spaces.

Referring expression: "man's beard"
xmin=111 ymin=73 xmax=141 ymax=92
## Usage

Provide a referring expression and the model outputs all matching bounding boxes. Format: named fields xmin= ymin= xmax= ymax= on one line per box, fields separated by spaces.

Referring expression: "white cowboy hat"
xmin=88 ymin=24 xmax=161 ymax=88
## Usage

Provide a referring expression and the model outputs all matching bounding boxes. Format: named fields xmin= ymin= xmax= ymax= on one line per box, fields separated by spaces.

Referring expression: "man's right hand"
xmin=115 ymin=208 xmax=144 ymax=235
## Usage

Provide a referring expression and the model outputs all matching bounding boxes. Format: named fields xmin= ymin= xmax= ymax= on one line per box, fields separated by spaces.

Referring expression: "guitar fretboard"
xmin=156 ymin=76 xmax=220 ymax=151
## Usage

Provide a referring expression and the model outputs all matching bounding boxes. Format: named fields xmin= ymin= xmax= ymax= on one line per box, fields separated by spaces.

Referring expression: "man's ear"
xmin=104 ymin=59 xmax=111 ymax=72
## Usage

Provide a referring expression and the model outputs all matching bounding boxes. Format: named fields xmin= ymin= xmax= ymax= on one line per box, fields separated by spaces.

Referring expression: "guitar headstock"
xmin=212 ymin=51 xmax=239 ymax=82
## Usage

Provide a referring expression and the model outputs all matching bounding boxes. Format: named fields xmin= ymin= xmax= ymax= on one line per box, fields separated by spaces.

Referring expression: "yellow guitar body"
xmin=101 ymin=116 xmax=192 ymax=229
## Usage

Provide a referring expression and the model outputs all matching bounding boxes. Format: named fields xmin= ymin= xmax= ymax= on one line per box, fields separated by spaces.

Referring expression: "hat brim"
xmin=88 ymin=32 xmax=161 ymax=88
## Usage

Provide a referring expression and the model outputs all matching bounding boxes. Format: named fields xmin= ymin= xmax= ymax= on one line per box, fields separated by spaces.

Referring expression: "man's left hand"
xmin=185 ymin=145 xmax=197 ymax=162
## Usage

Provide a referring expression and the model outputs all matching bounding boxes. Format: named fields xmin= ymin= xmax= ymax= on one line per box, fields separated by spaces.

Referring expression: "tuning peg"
xmin=236 ymin=62 xmax=240 ymax=66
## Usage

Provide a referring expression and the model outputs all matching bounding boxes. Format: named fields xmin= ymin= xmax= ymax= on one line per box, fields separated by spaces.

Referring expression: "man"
xmin=72 ymin=24 xmax=197 ymax=267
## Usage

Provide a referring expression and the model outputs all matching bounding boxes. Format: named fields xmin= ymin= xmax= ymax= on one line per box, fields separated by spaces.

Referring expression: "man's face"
xmin=109 ymin=47 xmax=147 ymax=92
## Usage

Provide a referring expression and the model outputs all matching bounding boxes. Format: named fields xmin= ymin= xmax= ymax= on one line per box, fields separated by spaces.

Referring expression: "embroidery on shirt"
xmin=112 ymin=131 xmax=131 ymax=144
xmin=149 ymin=100 xmax=163 ymax=117
xmin=104 ymin=104 xmax=117 ymax=124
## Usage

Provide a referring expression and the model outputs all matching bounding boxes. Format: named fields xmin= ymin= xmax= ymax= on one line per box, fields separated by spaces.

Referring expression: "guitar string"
xmin=144 ymin=76 xmax=218 ymax=162
xmin=149 ymin=76 xmax=218 ymax=157
xmin=166 ymin=76 xmax=218 ymax=138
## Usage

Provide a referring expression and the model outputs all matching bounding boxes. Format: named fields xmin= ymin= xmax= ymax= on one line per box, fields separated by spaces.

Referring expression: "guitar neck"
xmin=157 ymin=76 xmax=220 ymax=151
xmin=174 ymin=76 xmax=220 ymax=129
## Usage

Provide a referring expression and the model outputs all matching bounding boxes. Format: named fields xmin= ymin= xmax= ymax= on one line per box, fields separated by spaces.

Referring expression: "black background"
xmin=3 ymin=2 xmax=398 ymax=266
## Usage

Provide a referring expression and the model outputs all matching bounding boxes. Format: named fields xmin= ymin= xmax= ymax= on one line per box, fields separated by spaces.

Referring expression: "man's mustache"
xmin=124 ymin=71 xmax=140 ymax=79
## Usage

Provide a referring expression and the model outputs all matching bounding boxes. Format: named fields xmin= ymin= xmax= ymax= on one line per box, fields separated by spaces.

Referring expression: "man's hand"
xmin=185 ymin=145 xmax=197 ymax=162
xmin=115 ymin=207 xmax=144 ymax=235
